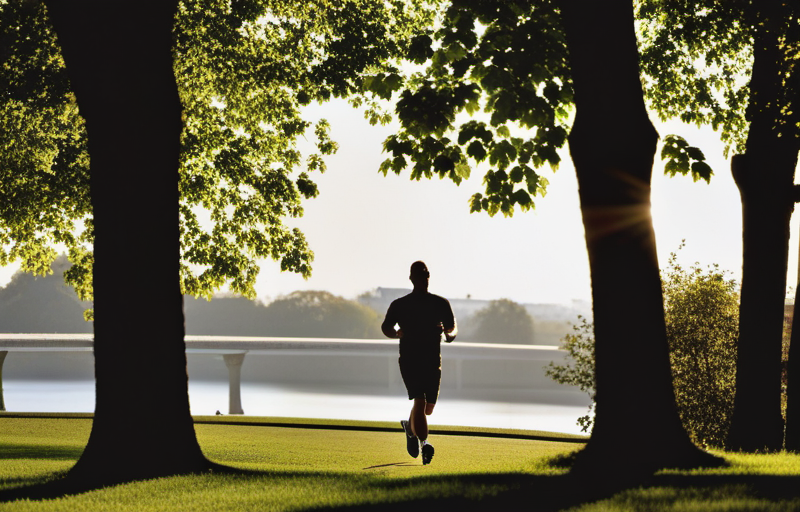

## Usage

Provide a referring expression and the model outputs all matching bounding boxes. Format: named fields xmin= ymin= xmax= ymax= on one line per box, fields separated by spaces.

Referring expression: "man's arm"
xmin=381 ymin=303 xmax=402 ymax=339
xmin=442 ymin=299 xmax=457 ymax=342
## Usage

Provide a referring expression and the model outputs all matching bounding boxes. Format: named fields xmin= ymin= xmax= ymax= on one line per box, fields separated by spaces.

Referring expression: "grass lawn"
xmin=2 ymin=414 xmax=800 ymax=511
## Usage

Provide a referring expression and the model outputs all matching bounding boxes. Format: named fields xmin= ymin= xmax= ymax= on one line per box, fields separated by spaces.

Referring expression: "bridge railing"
xmin=0 ymin=334 xmax=568 ymax=414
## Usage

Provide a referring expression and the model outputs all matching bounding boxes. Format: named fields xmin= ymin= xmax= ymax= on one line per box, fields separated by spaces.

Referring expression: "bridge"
xmin=0 ymin=334 xmax=569 ymax=414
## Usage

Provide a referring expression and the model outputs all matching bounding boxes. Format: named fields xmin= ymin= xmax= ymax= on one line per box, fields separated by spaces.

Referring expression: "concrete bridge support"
xmin=223 ymin=352 xmax=246 ymax=415
xmin=0 ymin=351 xmax=6 ymax=411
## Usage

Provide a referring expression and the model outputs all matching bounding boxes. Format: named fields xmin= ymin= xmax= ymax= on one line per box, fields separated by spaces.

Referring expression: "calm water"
xmin=2 ymin=380 xmax=590 ymax=435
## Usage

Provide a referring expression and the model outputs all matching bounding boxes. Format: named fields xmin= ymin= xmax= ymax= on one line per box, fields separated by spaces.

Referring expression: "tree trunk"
xmin=728 ymin=154 xmax=794 ymax=451
xmin=786 ymin=249 xmax=800 ymax=451
xmin=43 ymin=1 xmax=209 ymax=483
xmin=559 ymin=0 xmax=719 ymax=473
xmin=726 ymin=0 xmax=798 ymax=452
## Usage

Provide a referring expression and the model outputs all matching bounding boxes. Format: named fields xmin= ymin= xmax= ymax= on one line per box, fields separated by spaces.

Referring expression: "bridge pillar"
xmin=0 ymin=351 xmax=6 ymax=411
xmin=223 ymin=352 xmax=246 ymax=415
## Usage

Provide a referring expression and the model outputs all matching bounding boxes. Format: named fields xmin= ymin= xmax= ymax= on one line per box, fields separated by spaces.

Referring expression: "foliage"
xmin=544 ymin=316 xmax=595 ymax=432
xmin=0 ymin=1 xmax=91 ymax=280
xmin=637 ymin=0 xmax=800 ymax=160
xmin=467 ymin=298 xmax=535 ymax=344
xmin=664 ymin=251 xmax=739 ymax=448
xmin=547 ymin=250 xmax=740 ymax=447
xmin=381 ymin=0 xmax=572 ymax=217
xmin=260 ymin=290 xmax=382 ymax=338
xmin=660 ymin=134 xmax=713 ymax=183
xmin=185 ymin=290 xmax=382 ymax=338
xmin=0 ymin=255 xmax=91 ymax=333
xmin=0 ymin=0 xmax=433 ymax=302
xmin=636 ymin=0 xmax=754 ymax=158
xmin=380 ymin=0 xmax=746 ymax=217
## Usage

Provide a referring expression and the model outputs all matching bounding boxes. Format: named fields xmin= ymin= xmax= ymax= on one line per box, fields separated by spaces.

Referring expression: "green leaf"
xmin=509 ymin=165 xmax=524 ymax=183
xmin=691 ymin=161 xmax=713 ymax=183
xmin=686 ymin=146 xmax=705 ymax=161
xmin=433 ymin=154 xmax=455 ymax=173
xmin=408 ymin=34 xmax=434 ymax=64
xmin=467 ymin=140 xmax=487 ymax=161
xmin=469 ymin=193 xmax=484 ymax=213
xmin=455 ymin=162 xmax=471 ymax=180
xmin=513 ymin=188 xmax=532 ymax=209
xmin=489 ymin=139 xmax=516 ymax=170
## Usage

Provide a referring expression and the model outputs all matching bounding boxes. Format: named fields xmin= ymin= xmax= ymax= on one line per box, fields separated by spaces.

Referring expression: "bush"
xmin=543 ymin=316 xmax=595 ymax=432
xmin=546 ymin=247 xmax=739 ymax=448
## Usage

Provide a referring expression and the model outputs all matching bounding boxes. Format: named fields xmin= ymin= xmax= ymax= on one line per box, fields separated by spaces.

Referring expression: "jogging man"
xmin=381 ymin=261 xmax=457 ymax=465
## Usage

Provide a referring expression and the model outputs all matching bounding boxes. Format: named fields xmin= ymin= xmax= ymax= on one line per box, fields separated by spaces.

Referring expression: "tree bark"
xmin=559 ymin=0 xmax=719 ymax=473
xmin=43 ymin=0 xmax=209 ymax=483
xmin=785 ymin=240 xmax=800 ymax=451
xmin=727 ymin=0 xmax=799 ymax=452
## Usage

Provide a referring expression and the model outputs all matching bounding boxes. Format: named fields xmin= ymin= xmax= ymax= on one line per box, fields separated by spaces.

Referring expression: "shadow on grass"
xmin=0 ymin=444 xmax=84 ymax=461
xmin=314 ymin=472 xmax=800 ymax=512
xmin=0 ymin=464 xmax=632 ymax=511
xmin=2 ymin=455 xmax=800 ymax=511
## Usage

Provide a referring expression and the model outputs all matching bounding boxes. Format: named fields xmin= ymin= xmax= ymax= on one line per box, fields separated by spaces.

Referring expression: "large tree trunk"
xmin=727 ymin=1 xmax=798 ymax=452
xmin=43 ymin=1 xmax=209 ymax=483
xmin=786 ymin=244 xmax=800 ymax=451
xmin=559 ymin=0 xmax=719 ymax=473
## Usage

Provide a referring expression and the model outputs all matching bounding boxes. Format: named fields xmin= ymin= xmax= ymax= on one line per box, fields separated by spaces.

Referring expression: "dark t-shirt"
xmin=382 ymin=291 xmax=456 ymax=361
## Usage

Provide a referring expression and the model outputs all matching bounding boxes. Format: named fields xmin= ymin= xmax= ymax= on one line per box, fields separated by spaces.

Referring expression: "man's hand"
xmin=441 ymin=322 xmax=456 ymax=343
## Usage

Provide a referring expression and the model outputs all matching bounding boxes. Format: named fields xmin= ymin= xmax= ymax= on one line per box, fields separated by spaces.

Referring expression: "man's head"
xmin=409 ymin=261 xmax=429 ymax=291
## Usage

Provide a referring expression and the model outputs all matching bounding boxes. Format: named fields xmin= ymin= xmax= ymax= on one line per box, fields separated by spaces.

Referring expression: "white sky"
xmin=3 ymin=99 xmax=799 ymax=306
xmin=253 ymin=100 xmax=800 ymax=305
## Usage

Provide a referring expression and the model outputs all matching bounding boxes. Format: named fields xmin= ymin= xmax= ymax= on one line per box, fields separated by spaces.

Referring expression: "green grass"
xmin=2 ymin=415 xmax=800 ymax=511
xmin=0 ymin=415 xmax=579 ymax=511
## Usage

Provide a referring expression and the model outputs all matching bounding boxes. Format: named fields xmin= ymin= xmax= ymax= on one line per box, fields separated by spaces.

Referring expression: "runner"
xmin=381 ymin=261 xmax=457 ymax=465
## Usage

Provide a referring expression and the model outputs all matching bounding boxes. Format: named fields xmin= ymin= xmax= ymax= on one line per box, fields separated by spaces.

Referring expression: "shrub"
xmin=546 ymin=247 xmax=739 ymax=448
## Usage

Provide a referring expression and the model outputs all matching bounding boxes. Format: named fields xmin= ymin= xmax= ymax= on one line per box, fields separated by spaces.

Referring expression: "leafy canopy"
xmin=379 ymin=0 xmax=572 ymax=217
xmin=637 ymin=0 xmax=800 ymax=167
xmin=0 ymin=0 xmax=434 ymax=308
xmin=637 ymin=0 xmax=753 ymax=158
xmin=379 ymin=0 xmax=739 ymax=218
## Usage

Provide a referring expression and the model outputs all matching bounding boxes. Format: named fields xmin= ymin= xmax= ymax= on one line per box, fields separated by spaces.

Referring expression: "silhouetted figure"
xmin=381 ymin=261 xmax=457 ymax=465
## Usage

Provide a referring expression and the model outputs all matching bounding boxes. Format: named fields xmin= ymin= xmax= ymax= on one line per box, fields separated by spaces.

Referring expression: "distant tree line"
xmin=0 ymin=255 xmax=91 ymax=333
xmin=185 ymin=291 xmax=382 ymax=339
xmin=0 ymin=259 xmax=537 ymax=344
xmin=457 ymin=298 xmax=535 ymax=344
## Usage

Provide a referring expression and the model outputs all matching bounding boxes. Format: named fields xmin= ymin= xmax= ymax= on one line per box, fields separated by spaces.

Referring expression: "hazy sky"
xmin=253 ymin=100 xmax=800 ymax=306
xmin=3 ymin=99 xmax=799 ymax=306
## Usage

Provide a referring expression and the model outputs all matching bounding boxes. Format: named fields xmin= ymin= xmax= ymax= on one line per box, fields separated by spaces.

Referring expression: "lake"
xmin=2 ymin=379 xmax=591 ymax=435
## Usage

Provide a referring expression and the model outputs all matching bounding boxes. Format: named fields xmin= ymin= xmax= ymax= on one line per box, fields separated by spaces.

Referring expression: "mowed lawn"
xmin=3 ymin=415 xmax=800 ymax=511
xmin=0 ymin=415 xmax=581 ymax=511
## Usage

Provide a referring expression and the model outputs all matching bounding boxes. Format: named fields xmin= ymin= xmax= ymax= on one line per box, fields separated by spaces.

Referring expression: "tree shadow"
xmin=0 ymin=463 xmax=625 ymax=511
xmin=1 ymin=453 xmax=798 ymax=511
xmin=0 ymin=460 xmax=222 ymax=503
xmin=311 ymin=471 xmax=800 ymax=512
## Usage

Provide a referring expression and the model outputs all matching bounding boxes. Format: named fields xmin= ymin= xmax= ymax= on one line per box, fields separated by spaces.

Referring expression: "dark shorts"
xmin=399 ymin=356 xmax=441 ymax=404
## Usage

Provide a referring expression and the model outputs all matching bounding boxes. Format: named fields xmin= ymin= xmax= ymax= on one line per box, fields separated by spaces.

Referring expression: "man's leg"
xmin=417 ymin=400 xmax=436 ymax=465
xmin=409 ymin=397 xmax=428 ymax=441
